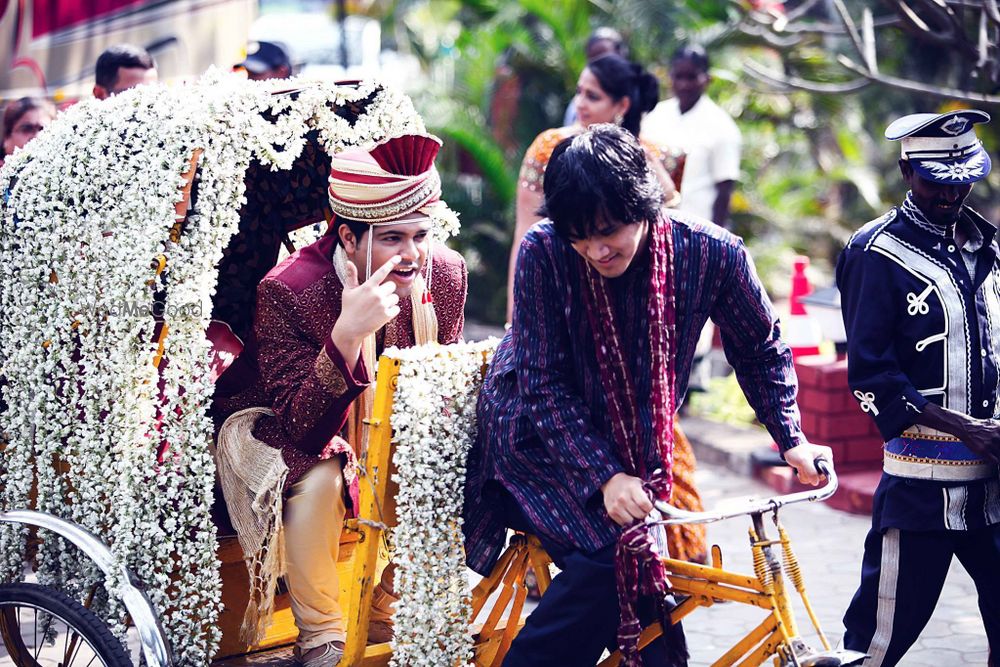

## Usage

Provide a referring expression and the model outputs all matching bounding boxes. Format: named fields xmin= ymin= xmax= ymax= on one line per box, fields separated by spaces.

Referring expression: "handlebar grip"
xmin=814 ymin=456 xmax=832 ymax=477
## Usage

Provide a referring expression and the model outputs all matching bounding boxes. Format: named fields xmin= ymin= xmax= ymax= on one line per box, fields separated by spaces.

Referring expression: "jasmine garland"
xmin=387 ymin=340 xmax=496 ymax=667
xmin=0 ymin=71 xmax=434 ymax=665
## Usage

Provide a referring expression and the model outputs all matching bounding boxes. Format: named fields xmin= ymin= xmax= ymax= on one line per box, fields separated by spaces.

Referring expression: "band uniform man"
xmin=837 ymin=110 xmax=1000 ymax=666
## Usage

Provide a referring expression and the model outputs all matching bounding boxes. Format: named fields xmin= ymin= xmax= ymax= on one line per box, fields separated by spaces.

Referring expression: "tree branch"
xmin=891 ymin=0 xmax=967 ymax=49
xmin=732 ymin=0 xmax=899 ymax=38
xmin=737 ymin=19 xmax=807 ymax=48
xmin=743 ymin=58 xmax=871 ymax=94
xmin=733 ymin=0 xmax=1000 ymax=98
xmin=862 ymin=6 xmax=877 ymax=73
xmin=984 ymin=0 xmax=1000 ymax=26
xmin=978 ymin=9 xmax=989 ymax=68
xmin=837 ymin=54 xmax=1000 ymax=104
xmin=830 ymin=0 xmax=867 ymax=61
xmin=776 ymin=16 xmax=902 ymax=36
xmin=784 ymin=0 xmax=826 ymax=22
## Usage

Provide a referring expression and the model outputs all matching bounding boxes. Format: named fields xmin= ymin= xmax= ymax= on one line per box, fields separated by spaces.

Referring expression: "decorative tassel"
xmin=421 ymin=241 xmax=435 ymax=305
xmin=410 ymin=273 xmax=438 ymax=346
xmin=410 ymin=241 xmax=438 ymax=344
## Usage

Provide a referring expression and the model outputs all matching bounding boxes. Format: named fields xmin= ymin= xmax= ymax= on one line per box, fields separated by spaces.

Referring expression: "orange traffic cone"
xmin=785 ymin=256 xmax=822 ymax=358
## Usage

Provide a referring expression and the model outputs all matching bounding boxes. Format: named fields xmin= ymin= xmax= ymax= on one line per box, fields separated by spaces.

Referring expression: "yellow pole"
xmin=342 ymin=356 xmax=400 ymax=666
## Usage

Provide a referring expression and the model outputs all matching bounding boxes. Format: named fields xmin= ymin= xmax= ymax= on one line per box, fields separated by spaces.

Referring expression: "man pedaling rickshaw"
xmin=212 ymin=133 xmax=468 ymax=667
xmin=463 ymin=125 xmax=834 ymax=667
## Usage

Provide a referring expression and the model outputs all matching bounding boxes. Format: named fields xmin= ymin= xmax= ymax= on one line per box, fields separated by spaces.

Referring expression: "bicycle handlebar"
xmin=652 ymin=458 xmax=837 ymax=526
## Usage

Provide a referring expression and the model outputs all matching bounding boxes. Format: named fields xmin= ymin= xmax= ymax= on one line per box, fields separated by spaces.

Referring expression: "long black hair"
xmin=540 ymin=124 xmax=663 ymax=240
xmin=585 ymin=54 xmax=659 ymax=137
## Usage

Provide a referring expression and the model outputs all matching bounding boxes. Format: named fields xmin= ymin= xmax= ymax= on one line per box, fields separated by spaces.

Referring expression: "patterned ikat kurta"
xmin=465 ymin=218 xmax=805 ymax=575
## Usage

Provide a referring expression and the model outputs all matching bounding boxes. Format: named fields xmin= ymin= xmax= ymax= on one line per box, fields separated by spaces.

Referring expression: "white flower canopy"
xmin=0 ymin=71 xmax=439 ymax=664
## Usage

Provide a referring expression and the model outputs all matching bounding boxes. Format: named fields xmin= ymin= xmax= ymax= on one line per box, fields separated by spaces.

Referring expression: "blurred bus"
xmin=0 ymin=0 xmax=255 ymax=101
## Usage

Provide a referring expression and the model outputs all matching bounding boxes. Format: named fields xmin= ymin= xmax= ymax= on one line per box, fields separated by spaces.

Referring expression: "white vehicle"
xmin=249 ymin=12 xmax=381 ymax=81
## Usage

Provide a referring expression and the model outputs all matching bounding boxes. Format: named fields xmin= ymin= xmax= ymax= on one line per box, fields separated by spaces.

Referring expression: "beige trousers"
xmin=283 ymin=457 xmax=396 ymax=650
xmin=283 ymin=457 xmax=348 ymax=649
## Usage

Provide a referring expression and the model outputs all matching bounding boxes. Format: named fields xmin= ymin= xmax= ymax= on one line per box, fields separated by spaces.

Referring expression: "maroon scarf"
xmin=581 ymin=213 xmax=683 ymax=666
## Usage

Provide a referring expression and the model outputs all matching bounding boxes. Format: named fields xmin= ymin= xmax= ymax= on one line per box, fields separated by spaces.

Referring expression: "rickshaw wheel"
xmin=0 ymin=583 xmax=131 ymax=667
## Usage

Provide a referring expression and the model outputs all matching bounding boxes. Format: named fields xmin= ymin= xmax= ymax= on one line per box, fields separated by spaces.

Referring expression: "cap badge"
xmin=920 ymin=151 xmax=988 ymax=182
xmin=941 ymin=116 xmax=969 ymax=136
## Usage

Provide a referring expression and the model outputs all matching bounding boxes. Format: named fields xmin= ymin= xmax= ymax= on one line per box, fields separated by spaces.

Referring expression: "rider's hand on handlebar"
xmin=330 ymin=255 xmax=403 ymax=363
xmin=784 ymin=442 xmax=833 ymax=486
xmin=601 ymin=472 xmax=654 ymax=526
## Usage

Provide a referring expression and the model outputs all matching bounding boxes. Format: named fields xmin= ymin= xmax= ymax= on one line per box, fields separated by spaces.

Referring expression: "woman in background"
xmin=1 ymin=97 xmax=56 ymax=167
xmin=509 ymin=54 xmax=683 ymax=320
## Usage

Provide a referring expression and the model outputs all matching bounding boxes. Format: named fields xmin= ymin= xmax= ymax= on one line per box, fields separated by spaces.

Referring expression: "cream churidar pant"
xmin=283 ymin=457 xmax=348 ymax=649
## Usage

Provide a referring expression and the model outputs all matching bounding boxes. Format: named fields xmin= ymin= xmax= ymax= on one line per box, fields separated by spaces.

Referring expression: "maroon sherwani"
xmin=215 ymin=233 xmax=467 ymax=501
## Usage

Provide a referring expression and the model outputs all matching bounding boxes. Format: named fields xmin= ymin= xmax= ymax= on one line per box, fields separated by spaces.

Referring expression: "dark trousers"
xmin=843 ymin=525 xmax=1000 ymax=667
xmin=499 ymin=493 xmax=677 ymax=666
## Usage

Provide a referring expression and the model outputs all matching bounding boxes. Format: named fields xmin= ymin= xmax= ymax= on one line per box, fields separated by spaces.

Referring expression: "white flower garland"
xmin=387 ymin=340 xmax=496 ymax=667
xmin=0 ymin=71 xmax=429 ymax=664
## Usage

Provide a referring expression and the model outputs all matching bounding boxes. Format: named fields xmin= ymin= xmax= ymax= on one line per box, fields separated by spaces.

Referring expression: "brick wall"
xmin=794 ymin=355 xmax=883 ymax=468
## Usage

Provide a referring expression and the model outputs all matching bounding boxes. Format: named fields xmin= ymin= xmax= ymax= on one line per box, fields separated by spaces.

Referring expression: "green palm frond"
xmin=517 ymin=0 xmax=593 ymax=82
xmin=424 ymin=104 xmax=517 ymax=205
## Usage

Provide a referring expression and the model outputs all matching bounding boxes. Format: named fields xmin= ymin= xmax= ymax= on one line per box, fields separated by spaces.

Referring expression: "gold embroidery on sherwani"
xmin=315 ymin=346 xmax=349 ymax=397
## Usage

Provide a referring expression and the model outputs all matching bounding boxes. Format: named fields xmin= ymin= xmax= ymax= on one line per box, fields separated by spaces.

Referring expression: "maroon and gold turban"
xmin=327 ymin=133 xmax=459 ymax=235
xmin=326 ymin=134 xmax=457 ymax=462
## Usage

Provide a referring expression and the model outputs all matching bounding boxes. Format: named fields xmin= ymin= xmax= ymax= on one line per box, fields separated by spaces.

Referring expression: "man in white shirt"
xmin=642 ymin=44 xmax=741 ymax=228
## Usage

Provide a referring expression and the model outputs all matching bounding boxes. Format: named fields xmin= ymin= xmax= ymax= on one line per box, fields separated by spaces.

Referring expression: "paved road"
xmin=683 ymin=463 xmax=988 ymax=666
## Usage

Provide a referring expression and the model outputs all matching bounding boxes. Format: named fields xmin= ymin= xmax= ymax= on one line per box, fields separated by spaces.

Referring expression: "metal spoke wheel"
xmin=0 ymin=583 xmax=131 ymax=667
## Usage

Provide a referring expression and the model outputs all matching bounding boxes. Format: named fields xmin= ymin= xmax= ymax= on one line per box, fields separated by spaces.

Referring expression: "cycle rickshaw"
xmin=0 ymin=73 xmax=863 ymax=667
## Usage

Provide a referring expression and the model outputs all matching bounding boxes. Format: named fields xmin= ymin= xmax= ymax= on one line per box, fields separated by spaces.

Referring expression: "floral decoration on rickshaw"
xmin=0 ymin=71 xmax=487 ymax=665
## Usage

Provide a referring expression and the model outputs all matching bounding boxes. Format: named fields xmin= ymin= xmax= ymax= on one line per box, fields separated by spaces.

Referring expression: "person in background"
xmin=1 ymin=97 xmax=56 ymax=166
xmin=93 ymin=44 xmax=158 ymax=100
xmin=562 ymin=27 xmax=630 ymax=127
xmin=237 ymin=41 xmax=293 ymax=81
xmin=642 ymin=43 xmax=740 ymax=229
xmin=837 ymin=109 xmax=1000 ymax=667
